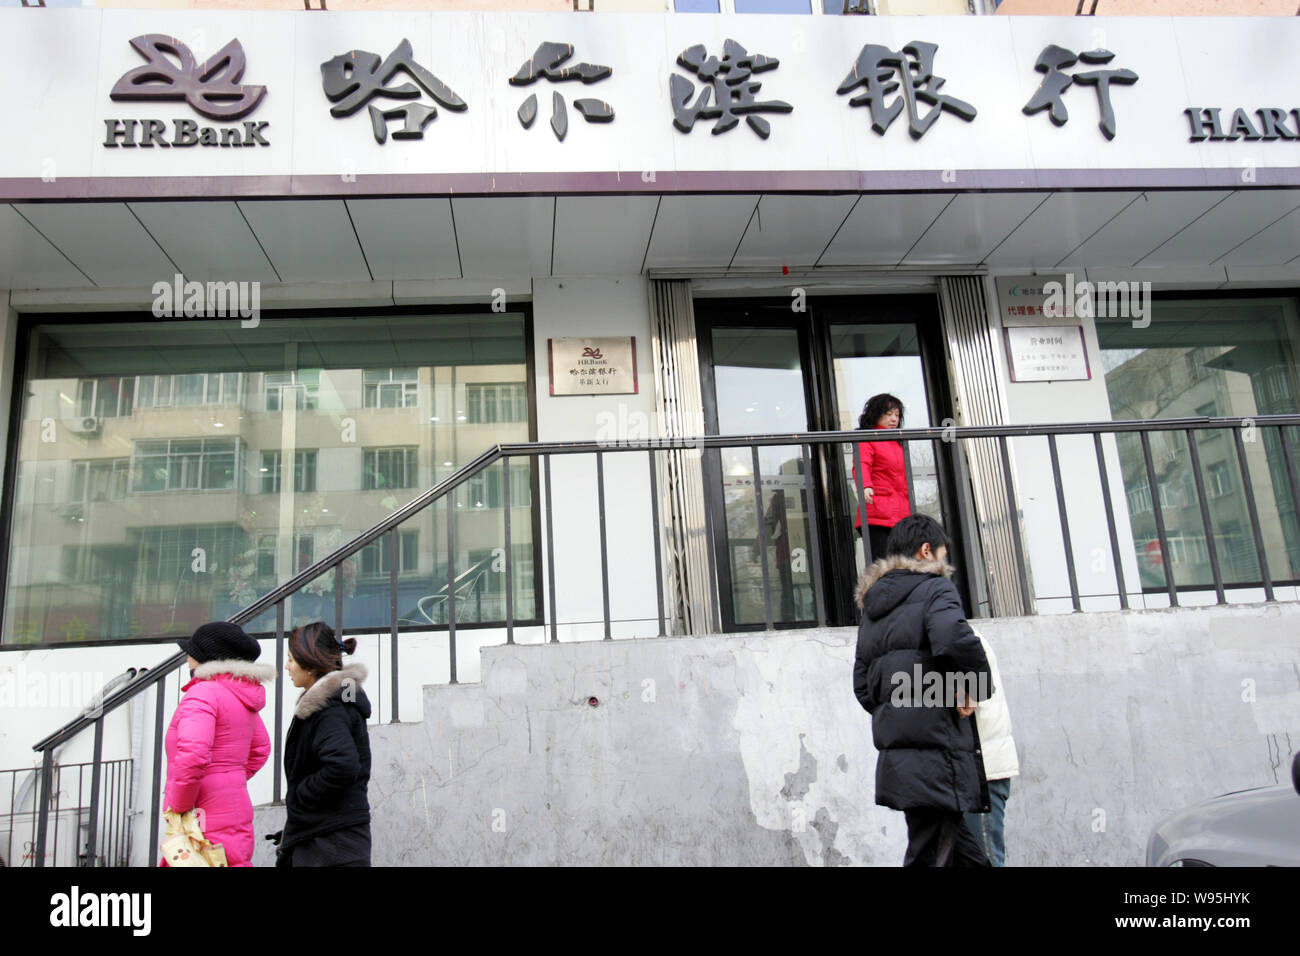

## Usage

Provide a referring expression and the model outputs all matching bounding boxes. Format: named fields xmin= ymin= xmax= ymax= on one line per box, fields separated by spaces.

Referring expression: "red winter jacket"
xmin=854 ymin=427 xmax=911 ymax=529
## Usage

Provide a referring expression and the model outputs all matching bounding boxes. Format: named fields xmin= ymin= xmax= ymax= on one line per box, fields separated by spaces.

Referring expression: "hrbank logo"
xmin=103 ymin=35 xmax=270 ymax=149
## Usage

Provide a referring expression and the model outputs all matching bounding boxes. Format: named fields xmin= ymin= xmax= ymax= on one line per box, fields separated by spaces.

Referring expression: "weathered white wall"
xmin=248 ymin=601 xmax=1300 ymax=866
xmin=531 ymin=275 xmax=662 ymax=641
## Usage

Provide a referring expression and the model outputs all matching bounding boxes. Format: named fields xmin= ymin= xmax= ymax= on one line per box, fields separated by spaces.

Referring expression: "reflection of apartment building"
xmin=1101 ymin=320 xmax=1299 ymax=589
xmin=11 ymin=355 xmax=536 ymax=643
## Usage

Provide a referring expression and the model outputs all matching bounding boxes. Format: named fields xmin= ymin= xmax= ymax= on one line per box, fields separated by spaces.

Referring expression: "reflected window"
xmin=131 ymin=439 xmax=243 ymax=494
xmin=262 ymin=451 xmax=317 ymax=494
xmin=363 ymin=447 xmax=418 ymax=491
xmin=71 ymin=459 xmax=130 ymax=503
xmin=364 ymin=368 xmax=419 ymax=409
xmin=265 ymin=370 xmax=319 ymax=412
xmin=360 ymin=531 xmax=419 ymax=577
xmin=77 ymin=378 xmax=133 ymax=418
xmin=467 ymin=383 xmax=527 ymax=424
xmin=1098 ymin=298 xmax=1300 ymax=589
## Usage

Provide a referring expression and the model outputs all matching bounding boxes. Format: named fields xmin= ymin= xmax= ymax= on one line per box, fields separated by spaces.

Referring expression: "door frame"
xmin=695 ymin=293 xmax=972 ymax=631
xmin=696 ymin=304 xmax=822 ymax=632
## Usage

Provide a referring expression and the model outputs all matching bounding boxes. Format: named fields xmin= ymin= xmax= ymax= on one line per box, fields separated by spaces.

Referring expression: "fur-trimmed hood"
xmin=193 ymin=658 xmax=278 ymax=683
xmin=294 ymin=663 xmax=368 ymax=719
xmin=186 ymin=659 xmax=276 ymax=712
xmin=854 ymin=554 xmax=955 ymax=611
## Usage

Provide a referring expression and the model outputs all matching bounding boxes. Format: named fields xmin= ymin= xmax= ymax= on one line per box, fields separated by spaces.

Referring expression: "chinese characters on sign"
xmin=320 ymin=38 xmax=468 ymax=144
xmin=1004 ymin=326 xmax=1091 ymax=382
xmin=549 ymin=338 xmax=639 ymax=396
xmin=995 ymin=275 xmax=1081 ymax=326
xmin=837 ymin=41 xmax=976 ymax=139
xmin=670 ymin=39 xmax=792 ymax=139
xmin=103 ymin=28 xmax=1165 ymax=153
xmin=1022 ymin=45 xmax=1138 ymax=141
xmin=510 ymin=41 xmax=615 ymax=142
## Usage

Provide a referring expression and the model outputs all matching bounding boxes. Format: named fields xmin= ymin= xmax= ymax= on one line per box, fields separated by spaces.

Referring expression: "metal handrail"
xmin=26 ymin=413 xmax=1300 ymax=866
xmin=32 ymin=413 xmax=1298 ymax=753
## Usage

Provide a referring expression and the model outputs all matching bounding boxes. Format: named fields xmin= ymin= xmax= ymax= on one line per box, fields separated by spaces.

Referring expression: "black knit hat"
xmin=178 ymin=621 xmax=261 ymax=664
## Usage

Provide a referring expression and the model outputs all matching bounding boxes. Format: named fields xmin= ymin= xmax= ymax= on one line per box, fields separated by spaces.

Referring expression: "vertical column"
xmin=936 ymin=276 xmax=1034 ymax=617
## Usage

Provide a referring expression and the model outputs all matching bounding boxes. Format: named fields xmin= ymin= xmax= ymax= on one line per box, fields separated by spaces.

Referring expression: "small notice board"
xmin=1004 ymin=326 xmax=1091 ymax=382
xmin=548 ymin=337 xmax=639 ymax=396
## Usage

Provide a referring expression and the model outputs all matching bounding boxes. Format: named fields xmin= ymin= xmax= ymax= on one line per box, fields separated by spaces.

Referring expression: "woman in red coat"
xmin=855 ymin=393 xmax=911 ymax=562
xmin=163 ymin=621 xmax=275 ymax=867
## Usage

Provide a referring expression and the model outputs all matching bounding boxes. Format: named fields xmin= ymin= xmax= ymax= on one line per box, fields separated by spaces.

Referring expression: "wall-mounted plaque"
xmin=548 ymin=337 xmax=638 ymax=396
xmin=1004 ymin=326 xmax=1091 ymax=382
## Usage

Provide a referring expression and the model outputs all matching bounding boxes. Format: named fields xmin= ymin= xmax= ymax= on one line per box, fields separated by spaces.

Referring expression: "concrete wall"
xmin=250 ymin=600 xmax=1300 ymax=866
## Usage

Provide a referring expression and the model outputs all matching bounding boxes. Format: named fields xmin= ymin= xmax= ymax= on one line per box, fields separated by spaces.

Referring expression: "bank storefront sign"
xmin=2 ymin=10 xmax=1299 ymax=198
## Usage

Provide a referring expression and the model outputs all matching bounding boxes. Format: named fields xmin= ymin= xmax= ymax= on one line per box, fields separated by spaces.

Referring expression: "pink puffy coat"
xmin=164 ymin=659 xmax=276 ymax=867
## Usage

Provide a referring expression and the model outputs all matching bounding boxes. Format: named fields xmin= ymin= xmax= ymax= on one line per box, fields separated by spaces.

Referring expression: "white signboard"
xmin=2 ymin=11 xmax=1300 ymax=198
xmin=549 ymin=337 xmax=638 ymax=396
xmin=1004 ymin=326 xmax=1090 ymax=383
xmin=995 ymin=275 xmax=1081 ymax=327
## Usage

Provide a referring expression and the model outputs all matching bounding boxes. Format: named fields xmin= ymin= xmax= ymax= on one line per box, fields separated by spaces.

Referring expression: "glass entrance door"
xmin=701 ymin=323 xmax=816 ymax=629
xmin=698 ymin=296 xmax=964 ymax=631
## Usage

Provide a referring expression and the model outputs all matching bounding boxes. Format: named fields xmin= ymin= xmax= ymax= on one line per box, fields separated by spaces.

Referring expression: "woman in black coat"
xmin=853 ymin=515 xmax=993 ymax=867
xmin=274 ymin=621 xmax=372 ymax=867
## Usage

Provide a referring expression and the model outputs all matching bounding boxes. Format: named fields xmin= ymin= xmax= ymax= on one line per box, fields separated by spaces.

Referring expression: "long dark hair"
xmin=858 ymin=393 xmax=904 ymax=430
xmin=288 ymin=621 xmax=356 ymax=678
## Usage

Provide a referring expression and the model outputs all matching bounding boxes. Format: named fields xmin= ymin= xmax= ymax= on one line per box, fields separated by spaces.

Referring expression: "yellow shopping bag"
xmin=161 ymin=809 xmax=228 ymax=867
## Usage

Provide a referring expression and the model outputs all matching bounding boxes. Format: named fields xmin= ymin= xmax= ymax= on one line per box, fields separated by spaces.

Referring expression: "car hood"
xmin=1147 ymin=784 xmax=1300 ymax=866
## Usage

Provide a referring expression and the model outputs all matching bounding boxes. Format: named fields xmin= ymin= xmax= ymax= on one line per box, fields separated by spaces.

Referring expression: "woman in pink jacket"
xmin=854 ymin=393 xmax=911 ymax=562
xmin=164 ymin=621 xmax=276 ymax=867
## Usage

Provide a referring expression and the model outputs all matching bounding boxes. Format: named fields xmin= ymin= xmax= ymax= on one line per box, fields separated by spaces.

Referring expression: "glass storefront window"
xmin=1097 ymin=298 xmax=1300 ymax=590
xmin=4 ymin=311 xmax=537 ymax=645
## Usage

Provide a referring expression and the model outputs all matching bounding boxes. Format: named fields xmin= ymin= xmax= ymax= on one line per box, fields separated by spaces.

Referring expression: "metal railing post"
xmin=647 ymin=449 xmax=667 ymax=637
xmin=852 ymin=441 xmax=872 ymax=567
xmin=503 ymin=456 xmax=514 ymax=644
xmin=997 ymin=436 xmax=1033 ymax=615
xmin=85 ymin=718 xmax=104 ymax=866
xmin=274 ymin=602 xmax=285 ymax=801
xmin=34 ymin=748 xmax=53 ymax=868
xmin=1047 ymin=434 xmax=1081 ymax=611
xmin=1139 ymin=430 xmax=1179 ymax=607
xmin=802 ymin=444 xmax=827 ymax=628
xmin=389 ymin=531 xmax=400 ymax=721
xmin=447 ymin=494 xmax=458 ymax=683
xmin=1185 ymin=429 xmax=1226 ymax=605
xmin=1233 ymin=426 xmax=1275 ymax=601
xmin=1093 ymin=433 xmax=1128 ymax=610
xmin=596 ymin=451 xmax=611 ymax=640
xmin=545 ymin=454 xmax=559 ymax=643
xmin=148 ymin=674 xmax=167 ymax=865
xmin=751 ymin=445 xmax=774 ymax=631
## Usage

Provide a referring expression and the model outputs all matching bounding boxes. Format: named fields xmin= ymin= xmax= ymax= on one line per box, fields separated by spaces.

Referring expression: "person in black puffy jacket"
xmin=853 ymin=514 xmax=993 ymax=867
xmin=272 ymin=621 xmax=372 ymax=867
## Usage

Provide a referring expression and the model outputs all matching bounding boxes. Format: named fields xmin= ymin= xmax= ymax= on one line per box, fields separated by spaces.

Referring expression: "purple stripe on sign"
xmin=1 ymin=167 xmax=1299 ymax=202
